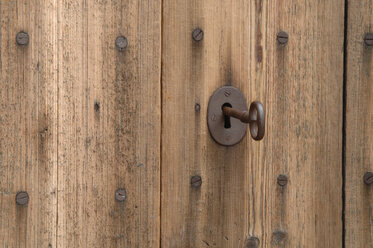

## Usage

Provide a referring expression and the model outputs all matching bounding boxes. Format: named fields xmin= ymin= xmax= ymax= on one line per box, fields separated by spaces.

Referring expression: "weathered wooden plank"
xmin=0 ymin=0 xmax=58 ymax=247
xmin=161 ymin=0 xmax=344 ymax=247
xmin=345 ymin=0 xmax=373 ymax=246
xmin=56 ymin=0 xmax=161 ymax=247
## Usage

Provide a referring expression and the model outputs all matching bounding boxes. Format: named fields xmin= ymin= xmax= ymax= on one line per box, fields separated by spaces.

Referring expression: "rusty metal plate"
xmin=207 ymin=86 xmax=248 ymax=146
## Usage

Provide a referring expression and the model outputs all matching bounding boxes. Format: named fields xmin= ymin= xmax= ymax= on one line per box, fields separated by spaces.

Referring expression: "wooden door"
xmin=1 ymin=0 xmax=368 ymax=247
xmin=161 ymin=0 xmax=344 ymax=247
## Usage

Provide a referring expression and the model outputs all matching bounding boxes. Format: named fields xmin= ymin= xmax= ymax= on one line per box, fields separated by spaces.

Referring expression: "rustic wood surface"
xmin=345 ymin=0 xmax=373 ymax=247
xmin=0 ymin=0 xmax=355 ymax=247
xmin=0 ymin=1 xmax=58 ymax=247
xmin=56 ymin=0 xmax=161 ymax=247
xmin=0 ymin=0 xmax=161 ymax=247
xmin=161 ymin=0 xmax=344 ymax=247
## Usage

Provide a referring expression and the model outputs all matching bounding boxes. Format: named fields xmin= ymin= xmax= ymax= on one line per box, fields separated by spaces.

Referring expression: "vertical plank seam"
xmin=36 ymin=2 xmax=40 ymax=247
xmin=84 ymin=0 xmax=89 ymax=247
xmin=159 ymin=0 xmax=164 ymax=246
xmin=21 ymin=1 xmax=27 ymax=246
xmin=56 ymin=0 xmax=60 ymax=247
xmin=342 ymin=0 xmax=349 ymax=247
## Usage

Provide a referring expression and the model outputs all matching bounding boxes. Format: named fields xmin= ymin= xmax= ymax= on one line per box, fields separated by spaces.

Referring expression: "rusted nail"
xmin=16 ymin=191 xmax=29 ymax=205
xmin=192 ymin=28 xmax=204 ymax=42
xmin=16 ymin=31 xmax=29 ymax=46
xmin=115 ymin=188 xmax=126 ymax=202
xmin=364 ymin=172 xmax=373 ymax=185
xmin=277 ymin=31 xmax=289 ymax=45
xmin=195 ymin=103 xmax=201 ymax=112
xmin=245 ymin=236 xmax=260 ymax=248
xmin=190 ymin=175 xmax=202 ymax=188
xmin=115 ymin=36 xmax=128 ymax=51
xmin=277 ymin=174 xmax=288 ymax=186
xmin=364 ymin=33 xmax=373 ymax=46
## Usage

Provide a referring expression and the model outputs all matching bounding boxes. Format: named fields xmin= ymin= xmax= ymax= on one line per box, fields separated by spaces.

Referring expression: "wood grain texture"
xmin=345 ymin=0 xmax=373 ymax=247
xmin=0 ymin=1 xmax=161 ymax=247
xmin=161 ymin=0 xmax=344 ymax=247
xmin=0 ymin=0 xmax=58 ymax=247
xmin=56 ymin=0 xmax=161 ymax=247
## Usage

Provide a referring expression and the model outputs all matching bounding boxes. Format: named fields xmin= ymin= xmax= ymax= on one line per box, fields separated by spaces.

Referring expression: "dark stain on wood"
xmin=255 ymin=0 xmax=263 ymax=63
xmin=245 ymin=236 xmax=260 ymax=248
xmin=272 ymin=230 xmax=287 ymax=245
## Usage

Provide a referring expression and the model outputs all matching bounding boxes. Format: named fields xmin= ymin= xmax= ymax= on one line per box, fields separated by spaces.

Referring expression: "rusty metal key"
xmin=222 ymin=101 xmax=265 ymax=141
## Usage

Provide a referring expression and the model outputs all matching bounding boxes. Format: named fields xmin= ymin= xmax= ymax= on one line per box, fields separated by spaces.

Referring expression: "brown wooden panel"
xmin=345 ymin=0 xmax=373 ymax=246
xmin=0 ymin=0 xmax=58 ymax=247
xmin=161 ymin=0 xmax=344 ymax=247
xmin=56 ymin=0 xmax=161 ymax=247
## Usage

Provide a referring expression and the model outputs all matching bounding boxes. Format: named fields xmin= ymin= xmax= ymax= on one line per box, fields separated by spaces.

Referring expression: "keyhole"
xmin=222 ymin=103 xmax=232 ymax=129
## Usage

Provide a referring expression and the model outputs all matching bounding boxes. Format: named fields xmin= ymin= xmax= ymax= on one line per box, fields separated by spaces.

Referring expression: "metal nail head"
xmin=190 ymin=175 xmax=202 ymax=188
xmin=277 ymin=174 xmax=288 ymax=186
xmin=192 ymin=28 xmax=204 ymax=42
xmin=364 ymin=172 xmax=373 ymax=185
xmin=115 ymin=188 xmax=126 ymax=202
xmin=16 ymin=191 xmax=29 ymax=205
xmin=115 ymin=36 xmax=128 ymax=51
xmin=277 ymin=31 xmax=289 ymax=45
xmin=16 ymin=31 xmax=29 ymax=46
xmin=364 ymin=33 xmax=373 ymax=46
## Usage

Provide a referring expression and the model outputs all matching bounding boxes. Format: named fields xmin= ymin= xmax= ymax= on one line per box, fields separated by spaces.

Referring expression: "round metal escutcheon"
xmin=207 ymin=86 xmax=248 ymax=146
